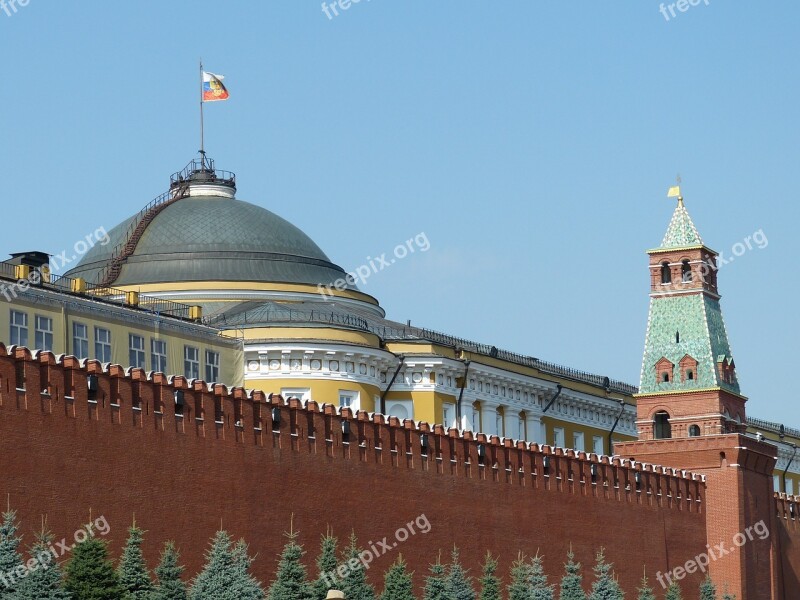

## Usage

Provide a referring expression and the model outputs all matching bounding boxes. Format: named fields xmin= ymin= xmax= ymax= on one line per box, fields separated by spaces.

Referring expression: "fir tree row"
xmin=0 ymin=509 xmax=738 ymax=600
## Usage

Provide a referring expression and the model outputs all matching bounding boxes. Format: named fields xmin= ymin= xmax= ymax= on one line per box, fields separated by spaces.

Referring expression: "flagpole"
xmin=199 ymin=59 xmax=205 ymax=168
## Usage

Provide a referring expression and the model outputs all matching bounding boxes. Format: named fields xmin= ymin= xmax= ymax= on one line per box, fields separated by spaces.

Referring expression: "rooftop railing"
xmin=0 ymin=268 xmax=199 ymax=322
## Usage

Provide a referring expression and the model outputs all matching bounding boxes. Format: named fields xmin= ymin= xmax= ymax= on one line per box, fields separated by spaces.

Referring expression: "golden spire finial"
xmin=667 ymin=174 xmax=683 ymax=205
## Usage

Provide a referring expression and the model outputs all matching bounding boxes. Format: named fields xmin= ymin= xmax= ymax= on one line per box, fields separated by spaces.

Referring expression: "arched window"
xmin=688 ymin=425 xmax=701 ymax=437
xmin=654 ymin=411 xmax=672 ymax=439
xmin=661 ymin=262 xmax=672 ymax=284
xmin=662 ymin=372 xmax=670 ymax=382
xmin=687 ymin=370 xmax=694 ymax=380
xmin=682 ymin=260 xmax=692 ymax=282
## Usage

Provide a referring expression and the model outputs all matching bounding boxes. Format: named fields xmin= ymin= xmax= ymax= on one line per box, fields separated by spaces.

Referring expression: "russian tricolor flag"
xmin=202 ymin=72 xmax=229 ymax=102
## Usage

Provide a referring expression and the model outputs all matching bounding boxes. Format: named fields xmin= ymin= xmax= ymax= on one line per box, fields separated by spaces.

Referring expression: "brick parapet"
xmin=0 ymin=344 xmax=706 ymax=512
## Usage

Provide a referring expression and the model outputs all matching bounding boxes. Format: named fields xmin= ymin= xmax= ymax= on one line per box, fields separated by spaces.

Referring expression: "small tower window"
xmin=662 ymin=373 xmax=670 ymax=382
xmin=681 ymin=260 xmax=692 ymax=283
xmin=654 ymin=411 xmax=672 ymax=440
xmin=687 ymin=370 xmax=694 ymax=380
xmin=688 ymin=425 xmax=701 ymax=437
xmin=675 ymin=331 xmax=680 ymax=344
xmin=661 ymin=262 xmax=672 ymax=284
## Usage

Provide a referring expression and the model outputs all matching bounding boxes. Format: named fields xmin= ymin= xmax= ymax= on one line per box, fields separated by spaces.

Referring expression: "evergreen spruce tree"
xmin=312 ymin=532 xmax=338 ymax=600
xmin=422 ymin=558 xmax=447 ymax=600
xmin=478 ymin=553 xmax=500 ymax=600
xmin=699 ymin=576 xmax=717 ymax=600
xmin=445 ymin=547 xmax=475 ymax=600
xmin=339 ymin=533 xmax=374 ymax=600
xmin=587 ymin=549 xmax=623 ymax=600
xmin=634 ymin=576 xmax=654 ymax=600
xmin=267 ymin=529 xmax=310 ymax=600
xmin=529 ymin=554 xmax=554 ymax=600
xmin=13 ymin=528 xmax=71 ymax=600
xmin=230 ymin=539 xmax=266 ymax=600
xmin=0 ymin=509 xmax=24 ymax=597
xmin=558 ymin=549 xmax=585 ymax=600
xmin=190 ymin=530 xmax=264 ymax=600
xmin=507 ymin=553 xmax=533 ymax=600
xmin=63 ymin=537 xmax=122 ymax=600
xmin=664 ymin=582 xmax=682 ymax=600
xmin=151 ymin=542 xmax=188 ymax=600
xmin=380 ymin=556 xmax=414 ymax=600
xmin=117 ymin=524 xmax=154 ymax=599
xmin=721 ymin=590 xmax=735 ymax=600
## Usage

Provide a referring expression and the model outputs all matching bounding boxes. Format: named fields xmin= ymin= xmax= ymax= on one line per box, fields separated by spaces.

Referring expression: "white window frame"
xmin=471 ymin=405 xmax=481 ymax=433
xmin=10 ymin=310 xmax=28 ymax=347
xmin=34 ymin=315 xmax=53 ymax=352
xmin=517 ymin=414 xmax=526 ymax=441
xmin=151 ymin=339 xmax=167 ymax=373
xmin=184 ymin=345 xmax=200 ymax=379
xmin=573 ymin=431 xmax=585 ymax=452
xmin=72 ymin=322 xmax=88 ymax=359
xmin=553 ymin=427 xmax=565 ymax=448
xmin=495 ymin=409 xmax=505 ymax=437
xmin=441 ymin=402 xmax=455 ymax=429
xmin=94 ymin=327 xmax=112 ymax=363
xmin=338 ymin=390 xmax=360 ymax=410
xmin=281 ymin=388 xmax=311 ymax=403
xmin=593 ymin=435 xmax=604 ymax=455
xmin=129 ymin=334 xmax=146 ymax=369
xmin=205 ymin=350 xmax=220 ymax=382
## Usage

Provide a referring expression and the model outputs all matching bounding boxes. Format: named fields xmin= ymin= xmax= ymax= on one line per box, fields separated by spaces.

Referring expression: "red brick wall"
xmin=617 ymin=436 xmax=785 ymax=599
xmin=0 ymin=347 xmax=710 ymax=595
xmin=776 ymin=496 xmax=800 ymax=596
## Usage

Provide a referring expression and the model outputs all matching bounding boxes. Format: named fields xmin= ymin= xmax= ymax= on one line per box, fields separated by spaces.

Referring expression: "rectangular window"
xmin=517 ymin=415 xmax=526 ymax=441
xmin=205 ymin=350 xmax=220 ymax=382
xmin=151 ymin=339 xmax=167 ymax=373
xmin=9 ymin=311 xmax=28 ymax=347
xmin=94 ymin=328 xmax=111 ymax=362
xmin=129 ymin=334 xmax=145 ymax=369
xmin=495 ymin=410 xmax=505 ymax=437
xmin=184 ymin=346 xmax=200 ymax=379
xmin=553 ymin=427 xmax=565 ymax=448
xmin=339 ymin=390 xmax=359 ymax=409
xmin=34 ymin=315 xmax=54 ymax=352
xmin=786 ymin=478 xmax=795 ymax=496
xmin=280 ymin=388 xmax=311 ymax=403
xmin=442 ymin=403 xmax=455 ymax=428
xmin=593 ymin=435 xmax=604 ymax=455
xmin=72 ymin=322 xmax=89 ymax=359
xmin=573 ymin=431 xmax=585 ymax=452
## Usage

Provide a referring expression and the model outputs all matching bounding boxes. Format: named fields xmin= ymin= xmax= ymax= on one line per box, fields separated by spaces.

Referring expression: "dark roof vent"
xmin=6 ymin=251 xmax=50 ymax=269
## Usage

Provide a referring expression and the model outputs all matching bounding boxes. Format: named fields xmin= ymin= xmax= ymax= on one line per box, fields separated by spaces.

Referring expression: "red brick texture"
xmin=617 ymin=436 xmax=788 ymax=599
xmin=775 ymin=495 xmax=800 ymax=595
xmin=0 ymin=346 xmax=710 ymax=595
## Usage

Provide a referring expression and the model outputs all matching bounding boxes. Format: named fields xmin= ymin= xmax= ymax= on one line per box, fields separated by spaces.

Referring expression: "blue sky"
xmin=1 ymin=1 xmax=797 ymax=424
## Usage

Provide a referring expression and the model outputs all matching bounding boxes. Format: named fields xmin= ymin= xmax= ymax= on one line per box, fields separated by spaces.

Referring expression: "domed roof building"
xmin=60 ymin=155 xmax=643 ymax=446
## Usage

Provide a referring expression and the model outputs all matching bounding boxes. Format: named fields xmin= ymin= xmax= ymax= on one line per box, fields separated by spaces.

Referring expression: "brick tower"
xmin=616 ymin=189 xmax=784 ymax=599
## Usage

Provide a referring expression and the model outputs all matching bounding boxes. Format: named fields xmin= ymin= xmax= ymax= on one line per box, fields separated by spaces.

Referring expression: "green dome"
xmin=66 ymin=196 xmax=355 ymax=289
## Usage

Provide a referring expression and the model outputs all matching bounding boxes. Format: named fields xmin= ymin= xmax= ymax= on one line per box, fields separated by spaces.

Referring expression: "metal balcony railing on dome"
xmin=169 ymin=156 xmax=235 ymax=189
xmin=210 ymin=307 xmax=371 ymax=332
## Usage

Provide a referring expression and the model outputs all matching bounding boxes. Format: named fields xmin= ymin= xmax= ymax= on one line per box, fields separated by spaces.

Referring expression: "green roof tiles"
xmin=660 ymin=200 xmax=703 ymax=249
xmin=639 ymin=294 xmax=740 ymax=395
